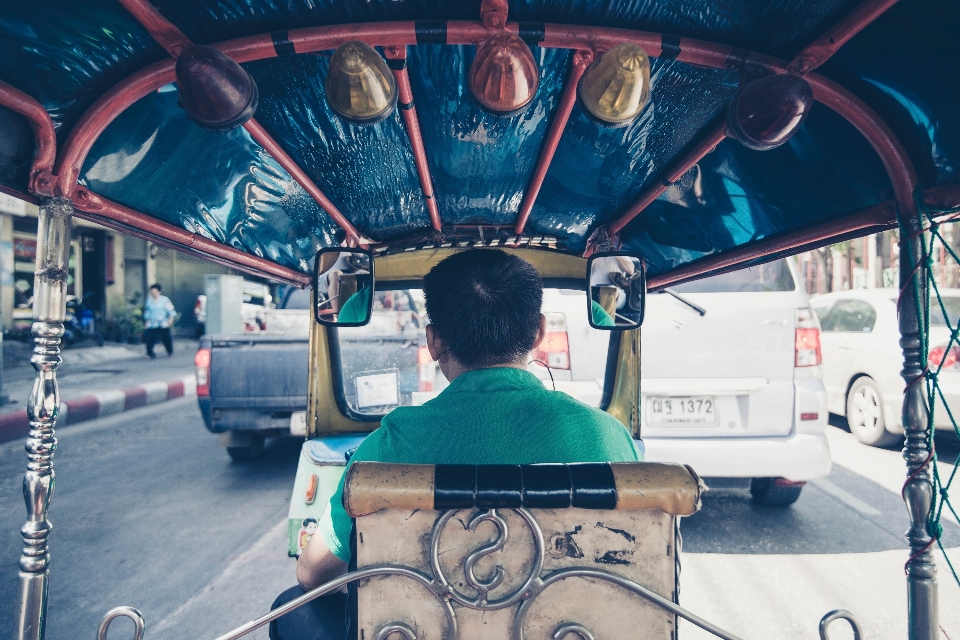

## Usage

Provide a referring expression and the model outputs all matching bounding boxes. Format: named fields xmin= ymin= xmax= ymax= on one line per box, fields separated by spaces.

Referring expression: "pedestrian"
xmin=143 ymin=283 xmax=176 ymax=358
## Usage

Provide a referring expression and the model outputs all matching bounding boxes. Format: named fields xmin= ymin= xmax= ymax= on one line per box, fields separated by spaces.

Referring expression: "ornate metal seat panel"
xmin=345 ymin=461 xmax=702 ymax=640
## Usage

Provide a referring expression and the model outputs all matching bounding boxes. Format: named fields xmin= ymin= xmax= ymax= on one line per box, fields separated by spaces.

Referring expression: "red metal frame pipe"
xmin=789 ymin=0 xmax=900 ymax=73
xmin=72 ymin=0 xmax=364 ymax=246
xmin=385 ymin=47 xmax=442 ymax=232
xmin=0 ymin=80 xmax=57 ymax=196
xmin=606 ymin=123 xmax=728 ymax=236
xmin=72 ymin=187 xmax=311 ymax=286
xmin=647 ymin=196 xmax=900 ymax=291
xmin=242 ymin=119 xmax=361 ymax=244
xmin=514 ymin=49 xmax=593 ymax=236
xmin=806 ymin=73 xmax=917 ymax=206
xmin=115 ymin=0 xmax=191 ymax=57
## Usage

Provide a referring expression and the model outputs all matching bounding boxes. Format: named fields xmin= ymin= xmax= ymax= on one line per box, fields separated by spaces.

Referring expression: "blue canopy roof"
xmin=0 ymin=0 xmax=956 ymax=281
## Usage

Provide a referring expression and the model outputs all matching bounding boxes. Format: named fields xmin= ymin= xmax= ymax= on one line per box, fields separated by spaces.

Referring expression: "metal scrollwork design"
xmin=552 ymin=623 xmax=595 ymax=640
xmin=513 ymin=567 xmax=743 ymax=640
xmin=819 ymin=610 xmax=863 ymax=640
xmin=375 ymin=621 xmax=418 ymax=640
xmin=463 ymin=509 xmax=508 ymax=599
xmin=97 ymin=606 xmax=145 ymax=640
xmin=430 ymin=508 xmax=545 ymax=610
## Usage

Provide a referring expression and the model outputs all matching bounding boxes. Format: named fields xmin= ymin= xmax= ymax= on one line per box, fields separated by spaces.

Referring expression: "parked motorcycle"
xmin=63 ymin=293 xmax=104 ymax=347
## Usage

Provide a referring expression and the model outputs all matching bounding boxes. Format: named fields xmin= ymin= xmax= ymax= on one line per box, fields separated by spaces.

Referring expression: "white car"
xmin=640 ymin=259 xmax=831 ymax=505
xmin=811 ymin=288 xmax=960 ymax=447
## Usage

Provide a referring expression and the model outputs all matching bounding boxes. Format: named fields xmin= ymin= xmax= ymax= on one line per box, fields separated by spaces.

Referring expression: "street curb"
xmin=0 ymin=375 xmax=196 ymax=444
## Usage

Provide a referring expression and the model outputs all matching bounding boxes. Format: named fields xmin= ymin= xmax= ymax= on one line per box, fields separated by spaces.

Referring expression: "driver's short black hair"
xmin=423 ymin=250 xmax=543 ymax=368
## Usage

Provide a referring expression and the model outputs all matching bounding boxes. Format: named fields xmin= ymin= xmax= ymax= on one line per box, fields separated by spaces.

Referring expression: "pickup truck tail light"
xmin=532 ymin=313 xmax=570 ymax=370
xmin=795 ymin=308 xmax=821 ymax=367
xmin=929 ymin=344 xmax=960 ymax=370
xmin=418 ymin=345 xmax=435 ymax=392
xmin=195 ymin=348 xmax=211 ymax=396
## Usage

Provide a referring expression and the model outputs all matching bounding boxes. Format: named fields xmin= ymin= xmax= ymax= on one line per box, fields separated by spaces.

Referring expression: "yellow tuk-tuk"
xmin=2 ymin=0 xmax=957 ymax=638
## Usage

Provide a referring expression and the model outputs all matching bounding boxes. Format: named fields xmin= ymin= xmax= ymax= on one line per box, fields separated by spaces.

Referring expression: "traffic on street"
xmin=2 ymin=397 xmax=959 ymax=639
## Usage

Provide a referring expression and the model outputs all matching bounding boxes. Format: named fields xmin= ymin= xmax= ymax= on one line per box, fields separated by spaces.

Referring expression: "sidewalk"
xmin=0 ymin=337 xmax=199 ymax=443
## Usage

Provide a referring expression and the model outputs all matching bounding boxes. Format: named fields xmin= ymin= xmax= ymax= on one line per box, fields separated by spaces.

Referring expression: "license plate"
xmin=290 ymin=411 xmax=307 ymax=436
xmin=647 ymin=396 xmax=716 ymax=425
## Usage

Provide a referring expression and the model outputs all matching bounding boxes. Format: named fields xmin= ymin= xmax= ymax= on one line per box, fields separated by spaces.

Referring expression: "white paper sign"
xmin=355 ymin=371 xmax=400 ymax=409
xmin=0 ymin=192 xmax=26 ymax=216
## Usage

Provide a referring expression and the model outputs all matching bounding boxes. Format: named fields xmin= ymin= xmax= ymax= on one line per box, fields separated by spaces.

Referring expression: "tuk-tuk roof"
xmin=0 ymin=0 xmax=957 ymax=287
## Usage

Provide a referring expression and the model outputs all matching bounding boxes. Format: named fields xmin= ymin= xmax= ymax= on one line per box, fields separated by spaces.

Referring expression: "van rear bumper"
xmin=641 ymin=432 xmax=832 ymax=481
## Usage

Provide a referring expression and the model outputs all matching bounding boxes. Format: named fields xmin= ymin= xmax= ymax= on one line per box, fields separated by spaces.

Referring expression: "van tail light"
xmin=195 ymin=348 xmax=211 ymax=396
xmin=532 ymin=313 xmax=570 ymax=370
xmin=929 ymin=344 xmax=960 ymax=371
xmin=418 ymin=345 xmax=435 ymax=392
xmin=795 ymin=308 xmax=821 ymax=367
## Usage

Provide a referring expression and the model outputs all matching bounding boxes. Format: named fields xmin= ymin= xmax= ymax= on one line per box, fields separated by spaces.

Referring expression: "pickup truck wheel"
xmin=225 ymin=433 xmax=264 ymax=461
xmin=846 ymin=377 xmax=899 ymax=448
xmin=750 ymin=477 xmax=803 ymax=506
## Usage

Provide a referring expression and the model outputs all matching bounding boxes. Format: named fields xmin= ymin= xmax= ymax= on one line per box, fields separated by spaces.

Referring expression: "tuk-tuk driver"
xmin=273 ymin=249 xmax=642 ymax=640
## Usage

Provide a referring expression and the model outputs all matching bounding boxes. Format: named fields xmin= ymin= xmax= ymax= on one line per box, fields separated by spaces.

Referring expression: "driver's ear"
xmin=425 ymin=325 xmax=444 ymax=362
xmin=533 ymin=314 xmax=547 ymax=347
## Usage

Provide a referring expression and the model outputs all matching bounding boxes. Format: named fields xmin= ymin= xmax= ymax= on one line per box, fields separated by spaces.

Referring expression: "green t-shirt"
xmin=337 ymin=285 xmax=371 ymax=324
xmin=591 ymin=299 xmax=615 ymax=327
xmin=318 ymin=367 xmax=642 ymax=562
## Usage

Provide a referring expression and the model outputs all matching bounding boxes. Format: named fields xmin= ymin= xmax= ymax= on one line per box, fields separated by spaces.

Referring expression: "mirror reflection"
xmin=314 ymin=249 xmax=373 ymax=326
xmin=588 ymin=253 xmax=645 ymax=329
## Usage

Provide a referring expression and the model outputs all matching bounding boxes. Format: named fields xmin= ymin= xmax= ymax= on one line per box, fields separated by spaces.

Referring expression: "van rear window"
xmin=670 ymin=260 xmax=795 ymax=293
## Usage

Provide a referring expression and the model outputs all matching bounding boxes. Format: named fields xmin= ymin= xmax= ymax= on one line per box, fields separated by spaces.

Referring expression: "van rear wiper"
xmin=661 ymin=288 xmax=707 ymax=316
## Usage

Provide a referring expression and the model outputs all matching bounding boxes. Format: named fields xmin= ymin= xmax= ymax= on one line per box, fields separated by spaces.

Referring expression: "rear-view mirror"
xmin=587 ymin=252 xmax=645 ymax=329
xmin=313 ymin=248 xmax=374 ymax=326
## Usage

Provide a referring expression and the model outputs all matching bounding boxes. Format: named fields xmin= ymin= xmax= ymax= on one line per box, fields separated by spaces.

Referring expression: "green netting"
xmin=909 ymin=195 xmax=960 ymax=586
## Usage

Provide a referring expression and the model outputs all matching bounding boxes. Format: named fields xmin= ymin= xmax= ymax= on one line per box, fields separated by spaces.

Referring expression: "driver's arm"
xmin=296 ymin=532 xmax=347 ymax=590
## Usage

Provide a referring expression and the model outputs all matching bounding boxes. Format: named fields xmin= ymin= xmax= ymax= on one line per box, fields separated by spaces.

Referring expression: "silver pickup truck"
xmin=197 ymin=287 xmax=434 ymax=460
xmin=196 ymin=287 xmax=312 ymax=460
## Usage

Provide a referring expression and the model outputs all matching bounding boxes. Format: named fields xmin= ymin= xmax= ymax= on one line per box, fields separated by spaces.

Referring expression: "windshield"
xmin=671 ymin=259 xmax=796 ymax=293
xmin=334 ymin=289 xmax=432 ymax=418
xmin=333 ymin=286 xmax=607 ymax=418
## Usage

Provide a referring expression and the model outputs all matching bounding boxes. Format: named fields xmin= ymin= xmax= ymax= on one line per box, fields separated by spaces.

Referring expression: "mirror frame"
xmin=313 ymin=247 xmax=375 ymax=327
xmin=586 ymin=251 xmax=646 ymax=330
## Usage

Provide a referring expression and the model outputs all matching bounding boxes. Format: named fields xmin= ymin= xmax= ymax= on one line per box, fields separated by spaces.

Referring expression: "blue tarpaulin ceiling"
xmin=0 ymin=0 xmax=957 ymax=278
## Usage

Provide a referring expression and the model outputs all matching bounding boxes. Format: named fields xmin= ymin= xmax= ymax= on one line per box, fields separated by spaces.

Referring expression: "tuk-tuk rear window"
xmin=670 ymin=259 xmax=796 ymax=293
xmin=331 ymin=287 xmax=610 ymax=419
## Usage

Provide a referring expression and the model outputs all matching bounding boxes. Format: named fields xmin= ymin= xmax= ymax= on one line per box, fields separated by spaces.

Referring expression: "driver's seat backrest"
xmin=343 ymin=461 xmax=703 ymax=640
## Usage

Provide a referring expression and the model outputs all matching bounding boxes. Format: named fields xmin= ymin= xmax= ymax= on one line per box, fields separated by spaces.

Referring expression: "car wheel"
xmin=226 ymin=433 xmax=265 ymax=461
xmin=750 ymin=477 xmax=803 ymax=506
xmin=846 ymin=376 xmax=899 ymax=447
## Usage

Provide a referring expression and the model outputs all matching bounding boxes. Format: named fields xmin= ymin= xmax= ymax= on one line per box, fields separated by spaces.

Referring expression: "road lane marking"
xmin=809 ymin=478 xmax=882 ymax=516
xmin=825 ymin=426 xmax=959 ymax=524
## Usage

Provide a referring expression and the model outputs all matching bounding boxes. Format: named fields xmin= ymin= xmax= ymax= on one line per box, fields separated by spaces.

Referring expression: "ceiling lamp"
xmin=325 ymin=41 xmax=398 ymax=125
xmin=469 ymin=31 xmax=540 ymax=115
xmin=175 ymin=45 xmax=259 ymax=131
xmin=578 ymin=43 xmax=651 ymax=126
xmin=726 ymin=74 xmax=813 ymax=151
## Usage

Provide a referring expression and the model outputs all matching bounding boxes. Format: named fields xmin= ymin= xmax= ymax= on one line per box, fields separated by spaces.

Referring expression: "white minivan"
xmin=533 ymin=259 xmax=832 ymax=506
xmin=640 ymin=259 xmax=831 ymax=504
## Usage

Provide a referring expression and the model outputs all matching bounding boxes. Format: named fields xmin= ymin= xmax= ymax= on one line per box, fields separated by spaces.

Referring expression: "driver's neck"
xmin=439 ymin=358 xmax=526 ymax=384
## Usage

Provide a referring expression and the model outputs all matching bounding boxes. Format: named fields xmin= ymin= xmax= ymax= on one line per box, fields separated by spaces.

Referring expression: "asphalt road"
xmin=2 ymin=402 xmax=960 ymax=640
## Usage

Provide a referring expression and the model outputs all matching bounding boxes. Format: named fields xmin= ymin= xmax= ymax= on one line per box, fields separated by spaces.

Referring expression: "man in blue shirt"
xmin=143 ymin=283 xmax=176 ymax=358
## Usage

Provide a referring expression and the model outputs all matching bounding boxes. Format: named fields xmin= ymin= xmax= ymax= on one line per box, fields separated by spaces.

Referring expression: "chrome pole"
xmin=898 ymin=201 xmax=939 ymax=640
xmin=15 ymin=197 xmax=72 ymax=640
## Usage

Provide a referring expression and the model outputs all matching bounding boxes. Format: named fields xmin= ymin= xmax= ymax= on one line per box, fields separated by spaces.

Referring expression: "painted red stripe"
xmin=166 ymin=380 xmax=185 ymax=399
xmin=0 ymin=410 xmax=30 ymax=443
xmin=124 ymin=387 xmax=148 ymax=410
xmin=64 ymin=396 xmax=100 ymax=424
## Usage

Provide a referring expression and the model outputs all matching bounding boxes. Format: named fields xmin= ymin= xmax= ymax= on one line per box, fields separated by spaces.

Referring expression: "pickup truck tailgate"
xmin=210 ymin=334 xmax=309 ymax=408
